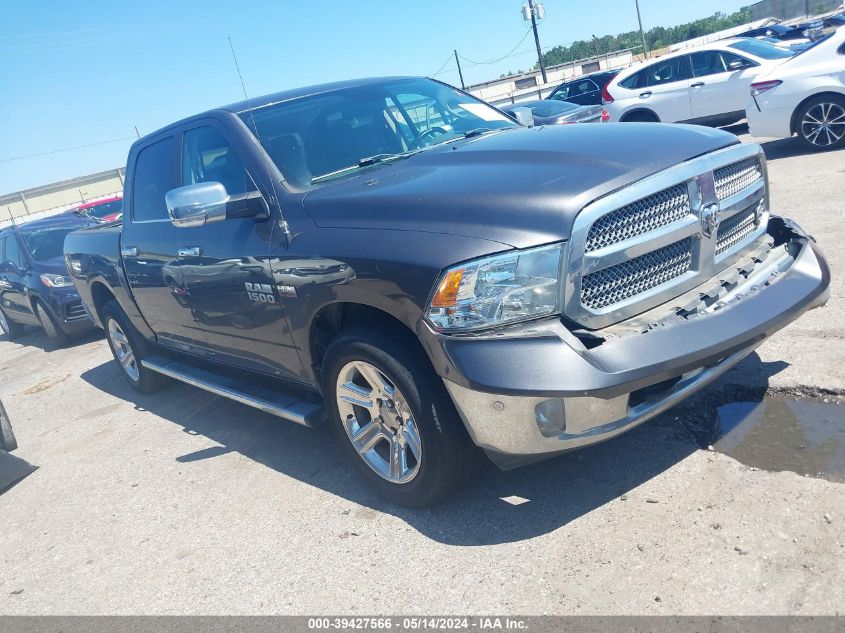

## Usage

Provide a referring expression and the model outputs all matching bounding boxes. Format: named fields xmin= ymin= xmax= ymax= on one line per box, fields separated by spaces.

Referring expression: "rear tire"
xmin=0 ymin=306 xmax=25 ymax=340
xmin=35 ymin=301 xmax=69 ymax=347
xmin=101 ymin=300 xmax=166 ymax=394
xmin=795 ymin=95 xmax=845 ymax=151
xmin=322 ymin=327 xmax=482 ymax=507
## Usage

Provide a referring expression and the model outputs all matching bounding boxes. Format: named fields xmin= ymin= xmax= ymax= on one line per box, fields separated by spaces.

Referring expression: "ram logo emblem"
xmin=700 ymin=203 xmax=719 ymax=239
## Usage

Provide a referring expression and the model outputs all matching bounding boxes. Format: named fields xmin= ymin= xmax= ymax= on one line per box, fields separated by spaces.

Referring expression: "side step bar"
xmin=141 ymin=355 xmax=323 ymax=427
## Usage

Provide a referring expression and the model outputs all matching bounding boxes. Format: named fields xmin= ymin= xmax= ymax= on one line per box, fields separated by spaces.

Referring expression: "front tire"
xmin=322 ymin=327 xmax=482 ymax=507
xmin=796 ymin=95 xmax=845 ymax=151
xmin=0 ymin=306 xmax=25 ymax=340
xmin=101 ymin=300 xmax=165 ymax=394
xmin=35 ymin=301 xmax=69 ymax=347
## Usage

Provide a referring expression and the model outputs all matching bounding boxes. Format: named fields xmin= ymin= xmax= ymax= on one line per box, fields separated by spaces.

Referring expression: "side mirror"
xmin=728 ymin=59 xmax=747 ymax=70
xmin=511 ymin=107 xmax=535 ymax=127
xmin=166 ymin=182 xmax=229 ymax=228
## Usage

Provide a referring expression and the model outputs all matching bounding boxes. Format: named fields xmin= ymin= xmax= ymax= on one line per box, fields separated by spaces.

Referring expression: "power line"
xmin=431 ymin=52 xmax=454 ymax=77
xmin=0 ymin=137 xmax=137 ymax=164
xmin=457 ymin=28 xmax=533 ymax=66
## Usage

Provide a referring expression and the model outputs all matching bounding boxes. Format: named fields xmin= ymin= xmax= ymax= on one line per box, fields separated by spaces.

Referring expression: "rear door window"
xmin=619 ymin=71 xmax=644 ymax=90
xmin=691 ymin=51 xmax=726 ymax=77
xmin=3 ymin=235 xmax=24 ymax=269
xmin=645 ymin=56 xmax=692 ymax=86
xmin=131 ymin=136 xmax=178 ymax=222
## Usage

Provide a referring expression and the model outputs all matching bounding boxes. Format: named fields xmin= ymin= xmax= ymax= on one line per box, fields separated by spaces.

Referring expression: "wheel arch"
xmin=308 ymin=301 xmax=426 ymax=386
xmin=790 ymin=90 xmax=845 ymax=135
xmin=620 ymin=108 xmax=660 ymax=123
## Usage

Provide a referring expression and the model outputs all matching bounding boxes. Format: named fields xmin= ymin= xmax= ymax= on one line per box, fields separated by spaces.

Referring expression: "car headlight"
xmin=425 ymin=243 xmax=564 ymax=332
xmin=40 ymin=273 xmax=74 ymax=289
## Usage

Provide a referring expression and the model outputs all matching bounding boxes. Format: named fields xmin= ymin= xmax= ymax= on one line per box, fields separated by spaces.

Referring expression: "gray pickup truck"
xmin=64 ymin=76 xmax=830 ymax=506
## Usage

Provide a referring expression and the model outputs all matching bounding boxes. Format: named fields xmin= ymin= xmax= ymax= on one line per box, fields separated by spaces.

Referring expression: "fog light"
xmin=535 ymin=399 xmax=566 ymax=437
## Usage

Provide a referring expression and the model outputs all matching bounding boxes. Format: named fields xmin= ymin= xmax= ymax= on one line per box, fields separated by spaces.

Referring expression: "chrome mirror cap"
xmin=165 ymin=181 xmax=228 ymax=228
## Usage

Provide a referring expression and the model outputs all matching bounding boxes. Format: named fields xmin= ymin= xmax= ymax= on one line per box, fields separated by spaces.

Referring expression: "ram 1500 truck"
xmin=64 ymin=77 xmax=830 ymax=506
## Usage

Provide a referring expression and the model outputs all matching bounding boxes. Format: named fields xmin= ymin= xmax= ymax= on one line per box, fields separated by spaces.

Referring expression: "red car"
xmin=70 ymin=195 xmax=123 ymax=223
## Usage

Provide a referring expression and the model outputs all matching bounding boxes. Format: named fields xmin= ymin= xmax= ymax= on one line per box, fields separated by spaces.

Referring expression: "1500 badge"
xmin=245 ymin=282 xmax=277 ymax=304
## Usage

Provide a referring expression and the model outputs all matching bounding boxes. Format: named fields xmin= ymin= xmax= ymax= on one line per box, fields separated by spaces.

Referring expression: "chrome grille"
xmin=65 ymin=301 xmax=88 ymax=322
xmin=565 ymin=145 xmax=769 ymax=329
xmin=585 ymin=184 xmax=691 ymax=252
xmin=714 ymin=157 xmax=762 ymax=200
xmin=581 ymin=238 xmax=693 ymax=310
xmin=717 ymin=201 xmax=761 ymax=255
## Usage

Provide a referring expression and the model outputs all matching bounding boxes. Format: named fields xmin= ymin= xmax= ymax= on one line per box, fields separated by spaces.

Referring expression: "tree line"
xmin=529 ymin=7 xmax=754 ymax=73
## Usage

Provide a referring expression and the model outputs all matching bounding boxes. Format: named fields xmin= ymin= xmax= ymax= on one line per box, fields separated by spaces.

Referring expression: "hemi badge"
xmin=276 ymin=285 xmax=297 ymax=298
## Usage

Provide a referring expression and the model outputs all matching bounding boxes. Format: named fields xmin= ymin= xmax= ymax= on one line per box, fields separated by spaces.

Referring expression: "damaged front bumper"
xmin=424 ymin=219 xmax=830 ymax=469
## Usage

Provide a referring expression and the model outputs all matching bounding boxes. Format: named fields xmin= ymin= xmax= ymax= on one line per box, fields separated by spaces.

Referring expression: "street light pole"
xmin=527 ymin=0 xmax=548 ymax=84
xmin=635 ymin=0 xmax=649 ymax=59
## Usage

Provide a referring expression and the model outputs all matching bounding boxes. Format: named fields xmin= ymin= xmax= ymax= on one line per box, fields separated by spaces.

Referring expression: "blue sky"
xmin=0 ymin=0 xmax=747 ymax=194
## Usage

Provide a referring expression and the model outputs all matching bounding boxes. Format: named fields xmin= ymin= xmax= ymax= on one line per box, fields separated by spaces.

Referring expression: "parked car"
xmin=736 ymin=23 xmax=814 ymax=45
xmin=747 ymin=29 xmax=845 ymax=150
xmin=0 ymin=214 xmax=97 ymax=344
xmin=604 ymin=38 xmax=794 ymax=125
xmin=502 ymin=99 xmax=605 ymax=125
xmin=65 ymin=76 xmax=829 ymax=506
xmin=71 ymin=195 xmax=123 ymax=223
xmin=547 ymin=70 xmax=619 ymax=106
xmin=823 ymin=13 xmax=845 ymax=29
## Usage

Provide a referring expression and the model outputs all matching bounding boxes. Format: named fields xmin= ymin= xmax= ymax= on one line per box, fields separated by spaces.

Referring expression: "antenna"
xmin=227 ymin=36 xmax=291 ymax=242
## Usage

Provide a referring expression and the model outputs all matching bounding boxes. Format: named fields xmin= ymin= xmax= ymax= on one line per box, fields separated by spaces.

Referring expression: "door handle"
xmin=691 ymin=82 xmax=705 ymax=88
xmin=639 ymin=91 xmax=652 ymax=98
xmin=178 ymin=247 xmax=202 ymax=258
xmin=121 ymin=247 xmax=138 ymax=258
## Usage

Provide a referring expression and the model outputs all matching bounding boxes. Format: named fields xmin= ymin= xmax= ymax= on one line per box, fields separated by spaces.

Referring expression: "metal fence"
xmin=751 ymin=0 xmax=841 ymax=20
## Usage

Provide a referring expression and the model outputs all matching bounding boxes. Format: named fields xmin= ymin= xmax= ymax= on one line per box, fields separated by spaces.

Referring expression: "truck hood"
xmin=302 ymin=123 xmax=739 ymax=249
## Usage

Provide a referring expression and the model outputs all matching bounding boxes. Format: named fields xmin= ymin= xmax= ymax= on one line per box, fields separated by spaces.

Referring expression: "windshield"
xmin=729 ymin=39 xmax=795 ymax=59
xmin=82 ymin=199 xmax=122 ymax=219
xmin=239 ymin=78 xmax=517 ymax=187
xmin=21 ymin=228 xmax=76 ymax=263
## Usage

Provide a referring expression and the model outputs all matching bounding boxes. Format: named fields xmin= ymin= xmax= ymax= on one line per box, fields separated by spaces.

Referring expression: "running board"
xmin=140 ymin=355 xmax=322 ymax=427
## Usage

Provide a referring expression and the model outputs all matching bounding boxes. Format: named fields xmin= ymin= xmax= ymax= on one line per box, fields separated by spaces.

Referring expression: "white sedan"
xmin=603 ymin=38 xmax=794 ymax=126
xmin=746 ymin=29 xmax=845 ymax=150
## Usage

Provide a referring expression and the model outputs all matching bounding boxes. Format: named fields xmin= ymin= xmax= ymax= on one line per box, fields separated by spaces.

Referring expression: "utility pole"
xmin=635 ymin=0 xmax=649 ymax=59
xmin=526 ymin=0 xmax=547 ymax=84
xmin=454 ymin=49 xmax=466 ymax=90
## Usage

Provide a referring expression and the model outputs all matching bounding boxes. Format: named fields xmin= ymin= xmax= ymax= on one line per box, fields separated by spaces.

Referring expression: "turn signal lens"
xmin=430 ymin=269 xmax=465 ymax=307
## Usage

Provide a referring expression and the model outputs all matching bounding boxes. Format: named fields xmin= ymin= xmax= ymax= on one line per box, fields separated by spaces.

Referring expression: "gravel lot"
xmin=0 ymin=127 xmax=843 ymax=615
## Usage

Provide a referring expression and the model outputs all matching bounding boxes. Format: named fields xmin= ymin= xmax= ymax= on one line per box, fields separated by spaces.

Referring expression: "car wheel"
xmin=35 ymin=301 xmax=69 ymax=347
xmin=0 ymin=306 xmax=25 ymax=340
xmin=101 ymin=300 xmax=166 ymax=394
xmin=796 ymin=95 xmax=845 ymax=151
xmin=621 ymin=111 xmax=659 ymax=123
xmin=322 ymin=327 xmax=483 ymax=507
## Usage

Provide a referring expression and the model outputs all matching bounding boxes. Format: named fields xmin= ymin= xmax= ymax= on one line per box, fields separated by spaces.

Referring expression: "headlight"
xmin=40 ymin=273 xmax=74 ymax=288
xmin=425 ymin=243 xmax=563 ymax=332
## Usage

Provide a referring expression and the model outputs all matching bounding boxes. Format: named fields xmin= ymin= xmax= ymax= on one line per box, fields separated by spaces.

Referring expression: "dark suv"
xmin=0 ymin=214 xmax=96 ymax=344
xmin=547 ymin=70 xmax=619 ymax=105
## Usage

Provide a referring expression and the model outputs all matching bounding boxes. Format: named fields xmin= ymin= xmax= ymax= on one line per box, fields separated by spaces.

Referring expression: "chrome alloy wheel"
xmin=801 ymin=102 xmax=845 ymax=147
xmin=108 ymin=319 xmax=140 ymax=382
xmin=335 ymin=360 xmax=422 ymax=484
xmin=0 ymin=309 xmax=8 ymax=335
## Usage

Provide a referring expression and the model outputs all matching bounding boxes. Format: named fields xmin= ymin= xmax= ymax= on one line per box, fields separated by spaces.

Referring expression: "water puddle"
xmin=710 ymin=399 xmax=845 ymax=482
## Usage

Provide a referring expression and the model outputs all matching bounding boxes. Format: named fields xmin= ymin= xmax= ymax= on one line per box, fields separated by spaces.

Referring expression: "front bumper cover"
xmin=423 ymin=220 xmax=830 ymax=469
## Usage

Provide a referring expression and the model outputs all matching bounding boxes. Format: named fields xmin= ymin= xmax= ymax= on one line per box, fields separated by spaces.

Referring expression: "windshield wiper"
xmin=357 ymin=153 xmax=404 ymax=167
xmin=463 ymin=127 xmax=496 ymax=139
xmin=311 ymin=151 xmax=419 ymax=184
